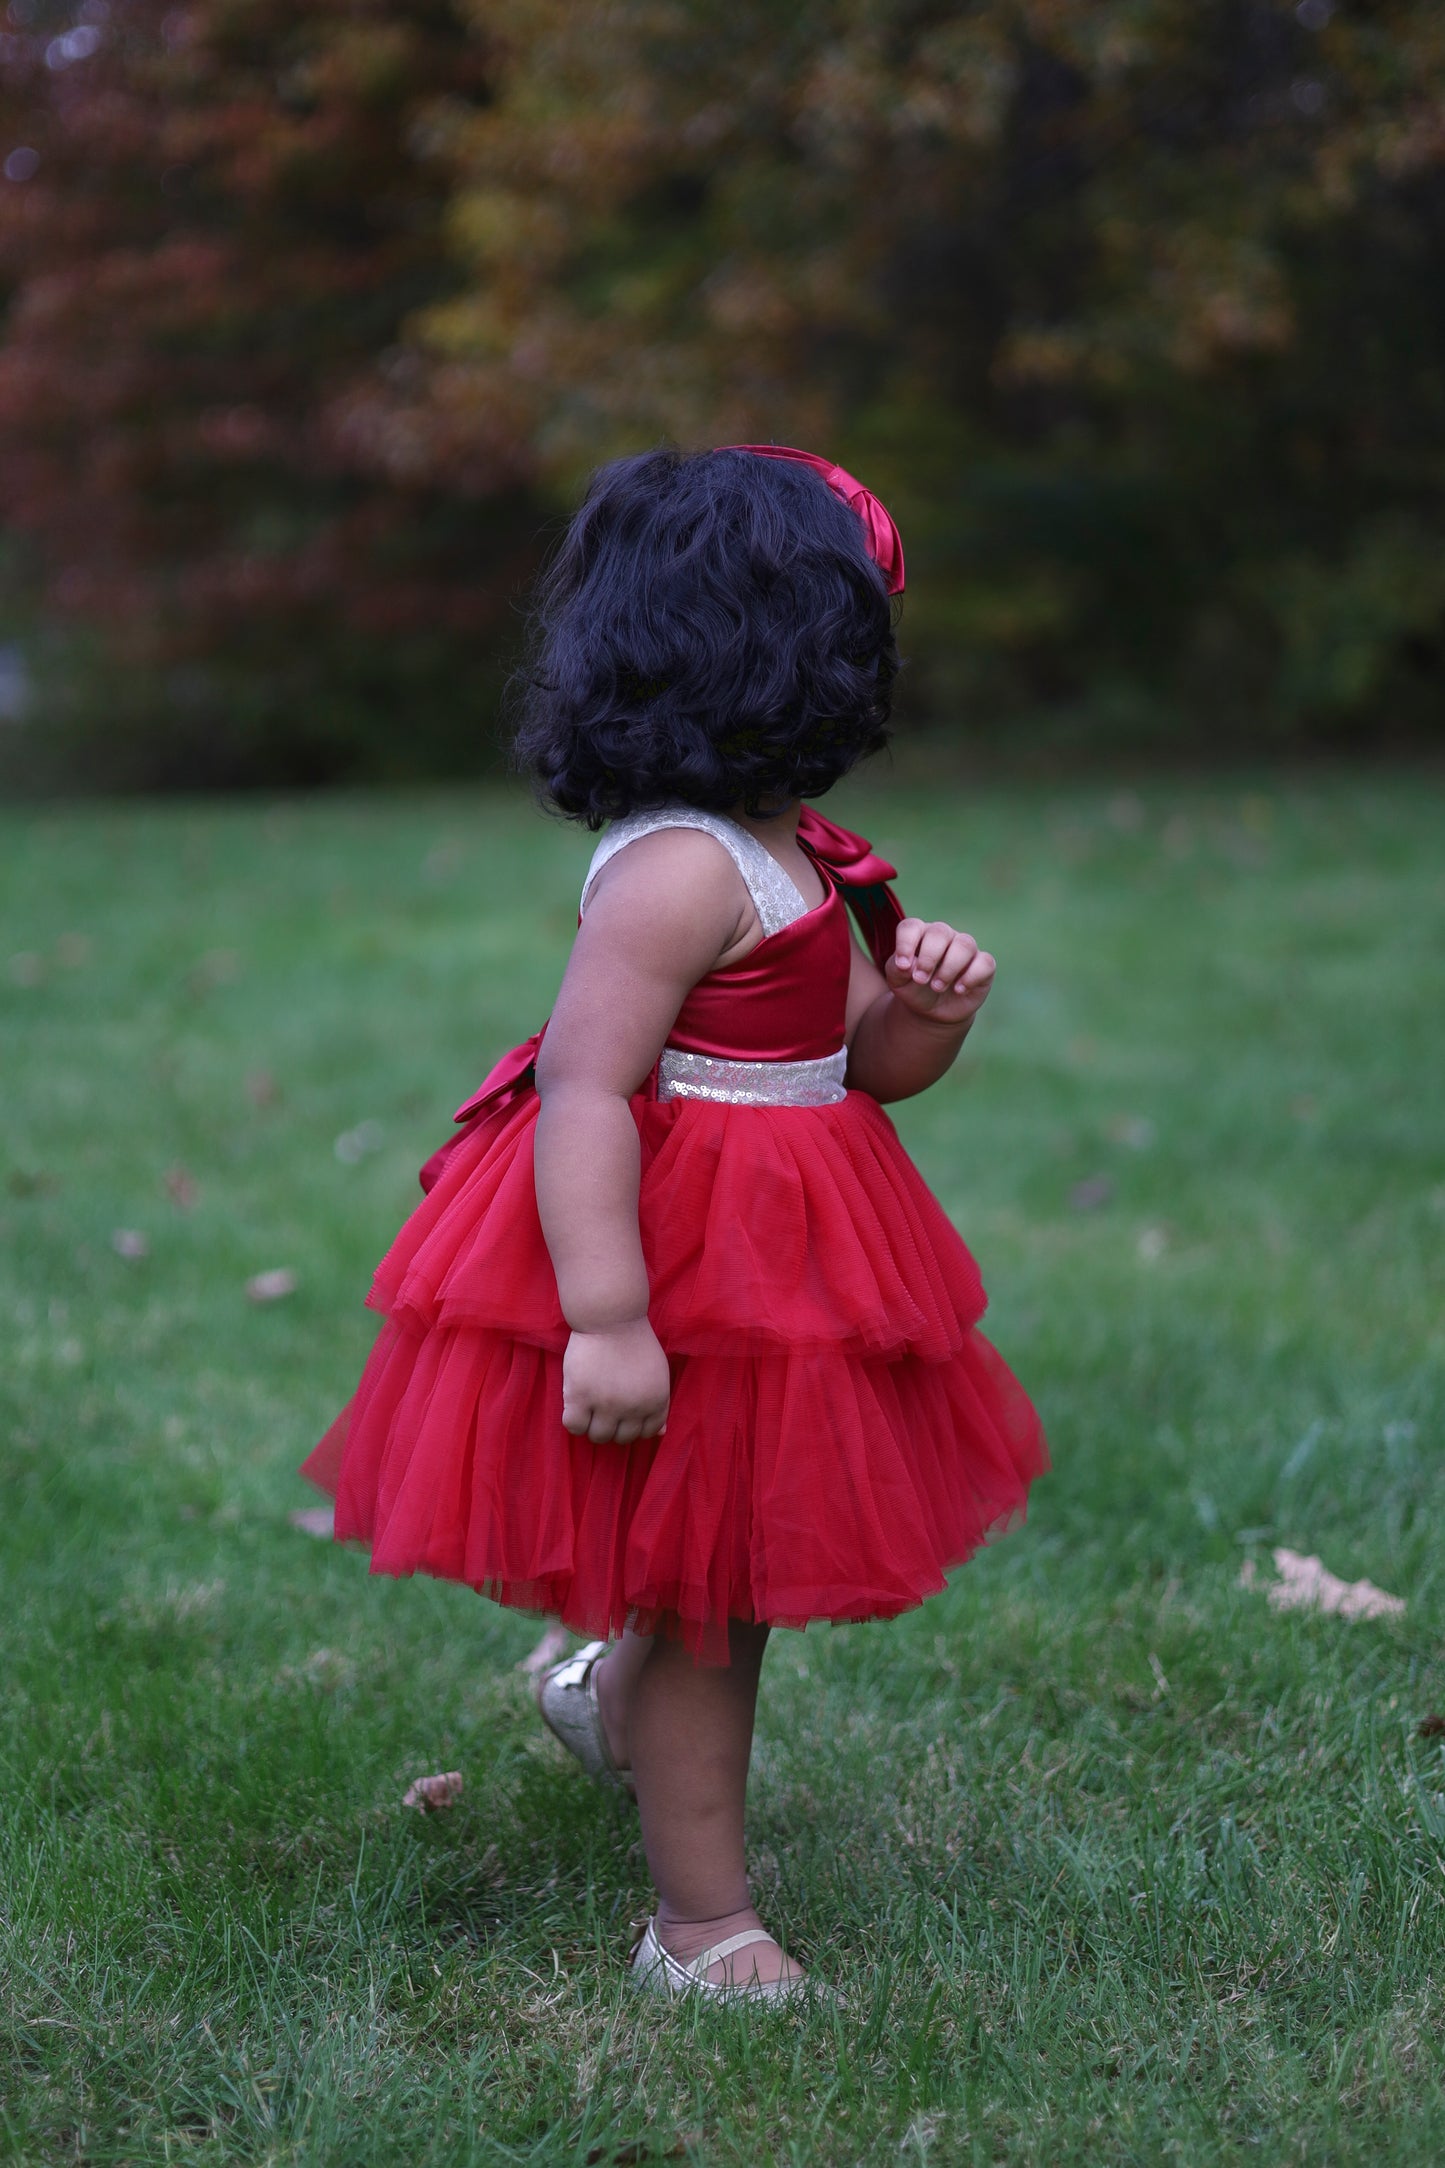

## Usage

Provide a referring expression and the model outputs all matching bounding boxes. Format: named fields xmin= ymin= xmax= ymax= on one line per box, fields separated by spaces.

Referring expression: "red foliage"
xmin=0 ymin=0 xmax=525 ymax=656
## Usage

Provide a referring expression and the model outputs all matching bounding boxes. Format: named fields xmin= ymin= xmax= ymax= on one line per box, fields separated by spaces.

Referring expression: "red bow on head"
xmin=716 ymin=444 xmax=906 ymax=596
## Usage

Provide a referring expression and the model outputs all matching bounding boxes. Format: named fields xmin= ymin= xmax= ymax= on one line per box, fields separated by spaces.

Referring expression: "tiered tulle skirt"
xmin=304 ymin=1087 xmax=1047 ymax=1661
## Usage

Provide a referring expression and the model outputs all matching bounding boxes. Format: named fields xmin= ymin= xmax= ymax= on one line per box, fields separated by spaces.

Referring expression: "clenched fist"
xmin=561 ymin=1315 xmax=671 ymax=1444
xmin=884 ymin=917 xmax=996 ymax=1029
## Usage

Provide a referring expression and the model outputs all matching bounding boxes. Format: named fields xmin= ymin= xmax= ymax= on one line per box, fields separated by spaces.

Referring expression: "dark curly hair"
xmin=510 ymin=446 xmax=899 ymax=827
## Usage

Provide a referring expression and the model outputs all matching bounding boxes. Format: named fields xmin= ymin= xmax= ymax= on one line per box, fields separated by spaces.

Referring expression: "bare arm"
xmin=533 ymin=831 xmax=752 ymax=1442
xmin=844 ymin=916 xmax=997 ymax=1102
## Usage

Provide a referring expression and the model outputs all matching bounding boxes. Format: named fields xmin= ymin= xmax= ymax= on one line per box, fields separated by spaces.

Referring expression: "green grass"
xmin=2 ymin=771 xmax=1443 ymax=2166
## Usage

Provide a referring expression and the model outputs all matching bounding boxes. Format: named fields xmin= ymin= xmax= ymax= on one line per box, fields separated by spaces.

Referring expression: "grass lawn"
xmin=2 ymin=769 xmax=1443 ymax=2167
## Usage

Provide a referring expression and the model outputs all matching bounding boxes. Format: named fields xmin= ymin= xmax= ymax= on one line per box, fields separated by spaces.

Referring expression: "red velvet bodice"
xmin=421 ymin=809 xmax=904 ymax=1191
xmin=666 ymin=861 xmax=851 ymax=1063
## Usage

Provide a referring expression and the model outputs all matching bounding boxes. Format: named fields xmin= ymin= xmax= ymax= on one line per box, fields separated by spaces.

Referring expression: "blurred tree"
xmin=0 ymin=0 xmax=530 ymax=785
xmin=420 ymin=0 xmax=1445 ymax=744
xmin=3 ymin=0 xmax=1444 ymax=782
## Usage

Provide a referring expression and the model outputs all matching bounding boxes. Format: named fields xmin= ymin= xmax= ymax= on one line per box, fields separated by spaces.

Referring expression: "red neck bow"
xmin=797 ymin=806 xmax=898 ymax=889
xmin=716 ymin=444 xmax=906 ymax=596
xmin=797 ymin=807 xmax=905 ymax=971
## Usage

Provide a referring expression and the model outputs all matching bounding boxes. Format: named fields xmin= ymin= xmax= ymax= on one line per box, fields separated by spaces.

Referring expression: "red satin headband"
xmin=715 ymin=443 xmax=906 ymax=596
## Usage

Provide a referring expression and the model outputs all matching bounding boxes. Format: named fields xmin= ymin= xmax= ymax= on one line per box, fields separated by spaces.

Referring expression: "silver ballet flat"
xmin=631 ymin=1918 xmax=822 ymax=2005
xmin=536 ymin=1639 xmax=637 ymax=1800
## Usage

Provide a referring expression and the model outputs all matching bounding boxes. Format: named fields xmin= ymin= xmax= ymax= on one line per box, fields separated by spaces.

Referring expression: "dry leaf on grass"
xmin=246 ymin=1268 xmax=297 ymax=1302
xmin=8 ymin=1169 xmax=58 ymax=1197
xmin=288 ymin=1505 xmax=334 ymax=1539
xmin=402 ymin=1771 xmax=463 ymax=1811
xmin=1070 ymin=1174 xmax=1113 ymax=1211
xmin=164 ymin=1164 xmax=200 ymax=1210
xmin=516 ymin=1622 xmax=570 ymax=1677
xmin=1240 ymin=1548 xmax=1405 ymax=1620
xmin=1416 ymin=1714 xmax=1445 ymax=1740
xmin=186 ymin=949 xmax=241 ymax=997
xmin=334 ymin=1119 xmax=385 ymax=1165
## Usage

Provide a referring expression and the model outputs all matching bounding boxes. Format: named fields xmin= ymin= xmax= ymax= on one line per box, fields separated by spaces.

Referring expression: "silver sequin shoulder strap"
xmin=580 ymin=806 xmax=812 ymax=938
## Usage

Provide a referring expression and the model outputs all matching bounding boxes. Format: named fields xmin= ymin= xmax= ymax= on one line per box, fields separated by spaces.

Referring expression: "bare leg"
xmin=619 ymin=1618 xmax=800 ymax=1988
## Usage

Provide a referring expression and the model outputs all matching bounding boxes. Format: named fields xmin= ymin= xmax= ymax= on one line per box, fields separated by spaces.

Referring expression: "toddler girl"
xmin=303 ymin=445 xmax=1046 ymax=2004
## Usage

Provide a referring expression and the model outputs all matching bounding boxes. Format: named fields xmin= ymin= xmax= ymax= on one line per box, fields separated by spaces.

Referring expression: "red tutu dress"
xmin=302 ymin=805 xmax=1047 ymax=1662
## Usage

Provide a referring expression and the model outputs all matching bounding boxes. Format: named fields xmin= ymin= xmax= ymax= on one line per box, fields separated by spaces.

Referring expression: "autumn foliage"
xmin=2 ymin=0 xmax=1444 ymax=783
xmin=0 ymin=0 xmax=526 ymax=780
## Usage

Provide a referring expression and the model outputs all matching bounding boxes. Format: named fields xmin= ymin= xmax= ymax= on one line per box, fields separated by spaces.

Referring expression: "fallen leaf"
xmin=111 ymin=1228 xmax=150 ymax=1259
xmin=517 ymin=1623 xmax=571 ymax=1677
xmin=1070 ymin=1174 xmax=1113 ymax=1211
xmin=1241 ymin=1547 xmax=1405 ymax=1621
xmin=302 ymin=1648 xmax=353 ymax=1689
xmin=186 ymin=948 xmax=241 ymax=997
xmin=288 ymin=1505 xmax=334 ymax=1538
xmin=246 ymin=1268 xmax=297 ymax=1303
xmin=1416 ymin=1715 xmax=1445 ymax=1740
xmin=334 ymin=1119 xmax=385 ymax=1165
xmin=8 ymin=1169 xmax=58 ymax=1197
xmin=164 ymin=1165 xmax=199 ymax=1210
xmin=403 ymin=1771 xmax=463 ymax=1811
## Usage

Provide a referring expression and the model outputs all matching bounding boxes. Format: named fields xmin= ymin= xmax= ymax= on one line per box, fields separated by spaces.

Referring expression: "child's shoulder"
xmin=579 ymin=813 xmax=753 ymax=924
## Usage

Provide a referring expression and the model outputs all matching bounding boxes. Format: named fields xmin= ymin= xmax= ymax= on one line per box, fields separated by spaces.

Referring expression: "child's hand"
xmin=884 ymin=917 xmax=996 ymax=1028
xmin=561 ymin=1317 xmax=671 ymax=1444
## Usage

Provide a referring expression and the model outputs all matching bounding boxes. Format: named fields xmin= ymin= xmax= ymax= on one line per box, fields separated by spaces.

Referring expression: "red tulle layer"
xmin=305 ymin=1087 xmax=1047 ymax=1662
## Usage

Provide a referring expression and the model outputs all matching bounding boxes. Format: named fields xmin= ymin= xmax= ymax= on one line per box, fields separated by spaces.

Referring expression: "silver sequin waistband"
xmin=656 ymin=1046 xmax=849 ymax=1107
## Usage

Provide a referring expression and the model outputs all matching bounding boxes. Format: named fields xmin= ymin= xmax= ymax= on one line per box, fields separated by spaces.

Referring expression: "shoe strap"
xmin=548 ymin=1645 xmax=601 ymax=1691
xmin=687 ymin=1926 xmax=777 ymax=1976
